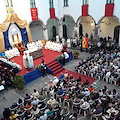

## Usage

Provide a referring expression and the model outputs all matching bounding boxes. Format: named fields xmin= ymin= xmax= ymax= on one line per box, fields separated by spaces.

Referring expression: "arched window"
xmin=30 ymin=0 xmax=36 ymax=8
xmin=5 ymin=0 xmax=13 ymax=7
xmin=49 ymin=0 xmax=54 ymax=8
xmin=106 ymin=0 xmax=114 ymax=4
xmin=64 ymin=0 xmax=68 ymax=6
xmin=83 ymin=0 xmax=88 ymax=5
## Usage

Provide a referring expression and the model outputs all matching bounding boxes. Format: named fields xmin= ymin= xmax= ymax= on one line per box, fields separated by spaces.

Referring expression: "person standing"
xmin=41 ymin=60 xmax=47 ymax=77
xmin=23 ymin=52 xmax=29 ymax=68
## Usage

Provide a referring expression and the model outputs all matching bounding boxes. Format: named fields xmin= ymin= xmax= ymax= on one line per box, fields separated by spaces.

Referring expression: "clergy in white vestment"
xmin=62 ymin=37 xmax=65 ymax=45
xmin=28 ymin=54 xmax=34 ymax=68
xmin=67 ymin=38 xmax=71 ymax=47
xmin=23 ymin=52 xmax=29 ymax=68
xmin=56 ymin=34 xmax=60 ymax=43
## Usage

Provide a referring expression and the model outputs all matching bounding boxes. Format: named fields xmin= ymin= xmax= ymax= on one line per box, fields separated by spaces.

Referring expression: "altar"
xmin=29 ymin=49 xmax=43 ymax=60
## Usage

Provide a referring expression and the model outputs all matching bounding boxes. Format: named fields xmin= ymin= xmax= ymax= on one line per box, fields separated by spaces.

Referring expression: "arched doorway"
xmin=63 ymin=25 xmax=67 ymax=38
xmin=29 ymin=20 xmax=44 ymax=42
xmin=79 ymin=24 xmax=83 ymax=36
xmin=62 ymin=15 xmax=75 ymax=38
xmin=77 ymin=16 xmax=95 ymax=38
xmin=52 ymin=26 xmax=56 ymax=41
xmin=114 ymin=26 xmax=120 ymax=43
xmin=47 ymin=18 xmax=59 ymax=40
xmin=98 ymin=17 xmax=120 ymax=39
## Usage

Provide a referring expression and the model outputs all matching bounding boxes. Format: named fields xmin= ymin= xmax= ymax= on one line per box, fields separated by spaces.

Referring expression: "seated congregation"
xmin=75 ymin=45 xmax=120 ymax=86
xmin=2 ymin=69 xmax=120 ymax=120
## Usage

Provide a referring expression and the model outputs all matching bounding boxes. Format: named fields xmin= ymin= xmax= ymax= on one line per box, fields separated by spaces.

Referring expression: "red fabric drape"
xmin=105 ymin=4 xmax=114 ymax=17
xmin=49 ymin=8 xmax=56 ymax=19
xmin=82 ymin=5 xmax=88 ymax=16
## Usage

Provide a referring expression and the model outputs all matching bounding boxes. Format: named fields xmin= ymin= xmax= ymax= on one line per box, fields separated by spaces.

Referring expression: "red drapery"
xmin=82 ymin=5 xmax=88 ymax=16
xmin=49 ymin=8 xmax=56 ymax=19
xmin=105 ymin=4 xmax=114 ymax=17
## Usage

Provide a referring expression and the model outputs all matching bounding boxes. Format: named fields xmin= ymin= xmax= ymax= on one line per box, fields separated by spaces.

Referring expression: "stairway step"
xmin=49 ymin=63 xmax=61 ymax=69
xmin=52 ymin=66 xmax=62 ymax=72
xmin=47 ymin=60 xmax=57 ymax=66
xmin=47 ymin=61 xmax=58 ymax=67
xmin=54 ymin=68 xmax=65 ymax=75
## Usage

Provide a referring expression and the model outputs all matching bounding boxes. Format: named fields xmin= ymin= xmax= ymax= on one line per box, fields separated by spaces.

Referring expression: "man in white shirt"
xmin=38 ymin=113 xmax=47 ymax=120
xmin=32 ymin=97 xmax=40 ymax=105
xmin=80 ymin=99 xmax=90 ymax=109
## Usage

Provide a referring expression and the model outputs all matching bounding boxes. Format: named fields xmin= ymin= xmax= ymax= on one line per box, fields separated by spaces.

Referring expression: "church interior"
xmin=0 ymin=0 xmax=120 ymax=120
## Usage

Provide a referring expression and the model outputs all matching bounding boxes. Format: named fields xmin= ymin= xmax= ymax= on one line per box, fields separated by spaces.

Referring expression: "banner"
xmin=105 ymin=4 xmax=114 ymax=17
xmin=31 ymin=8 xmax=38 ymax=21
xmin=82 ymin=37 xmax=89 ymax=48
xmin=82 ymin=5 xmax=88 ymax=16
xmin=49 ymin=8 xmax=56 ymax=19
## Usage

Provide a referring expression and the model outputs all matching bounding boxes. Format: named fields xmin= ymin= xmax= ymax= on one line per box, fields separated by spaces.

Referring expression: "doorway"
xmin=52 ymin=26 xmax=56 ymax=41
xmin=63 ymin=25 xmax=67 ymax=38
xmin=79 ymin=24 xmax=83 ymax=36
xmin=114 ymin=26 xmax=120 ymax=43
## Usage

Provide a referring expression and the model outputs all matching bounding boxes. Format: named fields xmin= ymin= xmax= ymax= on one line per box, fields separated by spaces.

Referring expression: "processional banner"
xmin=30 ymin=8 xmax=38 ymax=21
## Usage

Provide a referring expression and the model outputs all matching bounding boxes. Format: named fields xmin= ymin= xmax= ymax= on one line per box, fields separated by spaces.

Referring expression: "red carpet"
xmin=11 ymin=47 xmax=95 ymax=85
xmin=55 ymin=69 xmax=95 ymax=85
xmin=12 ymin=47 xmax=62 ymax=75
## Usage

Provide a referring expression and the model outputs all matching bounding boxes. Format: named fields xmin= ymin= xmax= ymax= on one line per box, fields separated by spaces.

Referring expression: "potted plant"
xmin=34 ymin=64 xmax=42 ymax=71
xmin=12 ymin=75 xmax=25 ymax=90
xmin=55 ymin=55 xmax=63 ymax=65
xmin=73 ymin=50 xmax=79 ymax=59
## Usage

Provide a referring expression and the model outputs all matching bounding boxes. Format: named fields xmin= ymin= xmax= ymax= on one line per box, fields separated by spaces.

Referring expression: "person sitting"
xmin=38 ymin=102 xmax=46 ymax=110
xmin=10 ymin=101 xmax=18 ymax=110
xmin=64 ymin=70 xmax=68 ymax=78
xmin=83 ymin=80 xmax=89 ymax=86
xmin=60 ymin=106 xmax=70 ymax=116
xmin=46 ymin=107 xmax=54 ymax=116
xmin=80 ymin=99 xmax=90 ymax=109
xmin=58 ymin=73 xmax=64 ymax=81
xmin=58 ymin=86 xmax=64 ymax=95
xmin=32 ymin=97 xmax=40 ymax=106
xmin=69 ymin=113 xmax=77 ymax=120
xmin=84 ymin=88 xmax=90 ymax=97
xmin=31 ymin=89 xmax=39 ymax=98
xmin=25 ymin=101 xmax=32 ymax=110
xmin=18 ymin=99 xmax=23 ymax=106
xmin=9 ymin=111 xmax=18 ymax=120
xmin=31 ymin=105 xmax=40 ymax=116
xmin=24 ymin=94 xmax=32 ymax=102
xmin=76 ymin=76 xmax=81 ymax=83
xmin=38 ymin=112 xmax=47 ymax=120
xmin=3 ymin=106 xmax=11 ymax=120
xmin=89 ymin=104 xmax=103 ymax=115
xmin=24 ymin=110 xmax=33 ymax=119
xmin=89 ymin=85 xmax=94 ymax=92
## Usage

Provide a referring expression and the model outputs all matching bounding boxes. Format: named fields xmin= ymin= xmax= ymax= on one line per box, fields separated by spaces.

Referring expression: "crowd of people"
xmin=75 ymin=43 xmax=120 ymax=86
xmin=5 ymin=47 xmax=20 ymax=59
xmin=0 ymin=67 xmax=15 ymax=90
xmin=27 ymin=40 xmax=43 ymax=53
xmin=2 ymin=68 xmax=120 ymax=120
xmin=45 ymin=41 xmax=63 ymax=52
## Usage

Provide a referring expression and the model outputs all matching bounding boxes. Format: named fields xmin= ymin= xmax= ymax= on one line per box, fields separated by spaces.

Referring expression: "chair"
xmin=61 ymin=110 xmax=71 ymax=120
xmin=56 ymin=93 xmax=64 ymax=104
xmin=17 ymin=43 xmax=25 ymax=53
xmin=90 ymin=112 xmax=102 ymax=120
xmin=72 ymin=102 xmax=80 ymax=111
xmin=79 ymin=106 xmax=90 ymax=116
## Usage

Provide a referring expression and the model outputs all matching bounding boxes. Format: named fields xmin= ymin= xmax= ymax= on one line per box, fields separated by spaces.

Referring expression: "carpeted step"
xmin=54 ymin=68 xmax=65 ymax=75
xmin=47 ymin=61 xmax=58 ymax=67
xmin=47 ymin=60 xmax=57 ymax=66
xmin=51 ymin=65 xmax=62 ymax=72
xmin=49 ymin=63 xmax=62 ymax=69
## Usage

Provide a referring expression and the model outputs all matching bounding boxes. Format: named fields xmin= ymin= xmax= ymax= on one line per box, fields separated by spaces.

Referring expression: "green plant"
xmin=55 ymin=55 xmax=63 ymax=61
xmin=12 ymin=75 xmax=25 ymax=90
xmin=21 ymin=41 xmax=25 ymax=46
xmin=13 ymin=43 xmax=17 ymax=47
xmin=73 ymin=50 xmax=79 ymax=55
xmin=34 ymin=64 xmax=42 ymax=71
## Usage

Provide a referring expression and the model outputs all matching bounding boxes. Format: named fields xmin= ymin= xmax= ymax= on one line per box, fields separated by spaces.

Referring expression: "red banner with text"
xmin=31 ymin=8 xmax=38 ymax=21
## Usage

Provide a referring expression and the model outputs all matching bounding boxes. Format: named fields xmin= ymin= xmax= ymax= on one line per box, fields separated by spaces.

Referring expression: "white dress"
xmin=67 ymin=39 xmax=71 ymax=47
xmin=23 ymin=54 xmax=29 ymax=68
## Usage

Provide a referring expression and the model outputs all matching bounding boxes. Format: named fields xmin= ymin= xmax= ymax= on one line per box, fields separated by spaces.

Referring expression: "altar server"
xmin=67 ymin=38 xmax=71 ymax=47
